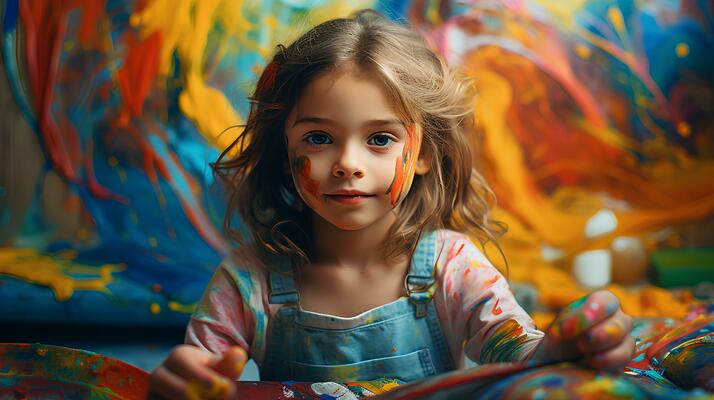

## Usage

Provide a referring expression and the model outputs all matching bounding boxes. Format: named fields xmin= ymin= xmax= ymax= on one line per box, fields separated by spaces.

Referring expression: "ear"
xmin=415 ymin=146 xmax=431 ymax=175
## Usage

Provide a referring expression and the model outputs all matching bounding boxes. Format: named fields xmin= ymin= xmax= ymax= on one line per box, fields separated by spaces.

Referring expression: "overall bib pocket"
xmin=285 ymin=348 xmax=436 ymax=382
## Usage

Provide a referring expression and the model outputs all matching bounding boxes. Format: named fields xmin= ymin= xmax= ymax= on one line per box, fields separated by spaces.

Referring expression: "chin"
xmin=324 ymin=217 xmax=374 ymax=231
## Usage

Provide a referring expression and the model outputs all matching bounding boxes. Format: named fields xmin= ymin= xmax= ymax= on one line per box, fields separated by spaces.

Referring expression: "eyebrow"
xmin=292 ymin=116 xmax=405 ymax=129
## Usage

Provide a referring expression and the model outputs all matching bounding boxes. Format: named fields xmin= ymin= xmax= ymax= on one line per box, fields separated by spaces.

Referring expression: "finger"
xmin=549 ymin=290 xmax=620 ymax=340
xmin=577 ymin=310 xmax=632 ymax=353
xmin=185 ymin=376 xmax=235 ymax=400
xmin=163 ymin=345 xmax=236 ymax=399
xmin=585 ymin=334 xmax=636 ymax=372
xmin=211 ymin=346 xmax=248 ymax=380
xmin=164 ymin=345 xmax=222 ymax=388
xmin=149 ymin=365 xmax=190 ymax=400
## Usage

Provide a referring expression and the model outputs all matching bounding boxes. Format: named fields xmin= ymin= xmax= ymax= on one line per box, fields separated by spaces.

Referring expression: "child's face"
xmin=284 ymin=66 xmax=428 ymax=231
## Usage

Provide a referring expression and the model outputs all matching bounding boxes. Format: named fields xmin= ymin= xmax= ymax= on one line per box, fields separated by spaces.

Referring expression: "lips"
xmin=324 ymin=190 xmax=375 ymax=204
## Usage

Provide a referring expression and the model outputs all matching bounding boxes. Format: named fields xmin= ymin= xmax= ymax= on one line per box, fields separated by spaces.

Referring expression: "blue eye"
xmin=304 ymin=132 xmax=332 ymax=145
xmin=368 ymin=134 xmax=394 ymax=147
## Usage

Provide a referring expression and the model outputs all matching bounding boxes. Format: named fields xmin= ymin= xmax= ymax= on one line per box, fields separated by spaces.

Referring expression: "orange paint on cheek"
xmin=293 ymin=155 xmax=319 ymax=198
xmin=386 ymin=124 xmax=422 ymax=206
xmin=388 ymin=156 xmax=405 ymax=206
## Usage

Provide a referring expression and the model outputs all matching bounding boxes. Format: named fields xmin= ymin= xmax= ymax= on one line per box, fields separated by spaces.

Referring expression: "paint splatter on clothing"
xmin=185 ymin=230 xmax=544 ymax=370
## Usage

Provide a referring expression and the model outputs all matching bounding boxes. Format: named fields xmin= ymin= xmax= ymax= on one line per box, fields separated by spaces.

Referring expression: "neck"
xmin=311 ymin=213 xmax=399 ymax=269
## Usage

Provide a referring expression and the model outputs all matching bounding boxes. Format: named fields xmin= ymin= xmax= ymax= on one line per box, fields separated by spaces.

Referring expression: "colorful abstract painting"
xmin=1 ymin=0 xmax=712 ymax=327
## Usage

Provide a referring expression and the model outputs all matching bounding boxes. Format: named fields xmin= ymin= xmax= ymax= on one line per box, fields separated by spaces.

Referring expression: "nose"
xmin=332 ymin=143 xmax=365 ymax=179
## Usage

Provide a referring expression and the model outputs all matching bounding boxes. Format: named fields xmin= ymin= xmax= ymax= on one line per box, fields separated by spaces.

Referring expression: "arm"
xmin=435 ymin=233 xmax=544 ymax=365
xmin=436 ymin=234 xmax=634 ymax=370
xmin=150 ymin=262 xmax=263 ymax=400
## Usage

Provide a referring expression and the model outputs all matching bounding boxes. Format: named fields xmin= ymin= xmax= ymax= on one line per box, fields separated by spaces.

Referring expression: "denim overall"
xmin=260 ymin=231 xmax=455 ymax=383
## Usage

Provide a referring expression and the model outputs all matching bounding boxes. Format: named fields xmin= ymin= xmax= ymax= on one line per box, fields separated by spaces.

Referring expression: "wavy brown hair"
xmin=213 ymin=10 xmax=506 ymax=272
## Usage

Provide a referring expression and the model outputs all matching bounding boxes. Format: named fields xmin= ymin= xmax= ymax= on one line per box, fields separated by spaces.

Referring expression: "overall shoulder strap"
xmin=405 ymin=230 xmax=437 ymax=317
xmin=268 ymin=258 xmax=299 ymax=304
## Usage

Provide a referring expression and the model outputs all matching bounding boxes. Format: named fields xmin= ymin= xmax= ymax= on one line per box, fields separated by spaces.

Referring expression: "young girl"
xmin=149 ymin=10 xmax=634 ymax=399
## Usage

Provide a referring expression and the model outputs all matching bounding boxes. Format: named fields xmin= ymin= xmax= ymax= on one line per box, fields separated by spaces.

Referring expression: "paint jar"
xmin=610 ymin=236 xmax=649 ymax=285
xmin=572 ymin=209 xmax=617 ymax=288
xmin=573 ymin=249 xmax=612 ymax=289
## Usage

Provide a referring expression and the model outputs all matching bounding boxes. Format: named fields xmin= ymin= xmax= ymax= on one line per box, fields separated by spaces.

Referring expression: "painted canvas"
xmin=1 ymin=0 xmax=712 ymax=332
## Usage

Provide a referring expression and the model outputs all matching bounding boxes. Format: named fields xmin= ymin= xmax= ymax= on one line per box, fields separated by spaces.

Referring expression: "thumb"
xmin=210 ymin=346 xmax=248 ymax=380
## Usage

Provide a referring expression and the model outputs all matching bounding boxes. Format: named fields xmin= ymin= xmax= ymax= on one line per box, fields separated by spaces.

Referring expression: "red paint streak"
xmin=124 ymin=124 xmax=228 ymax=255
xmin=297 ymin=157 xmax=319 ymax=198
xmin=20 ymin=0 xmax=78 ymax=181
xmin=645 ymin=316 xmax=713 ymax=362
xmin=118 ymin=30 xmax=162 ymax=123
xmin=18 ymin=0 xmax=132 ymax=206
xmin=492 ymin=299 xmax=502 ymax=315
xmin=76 ymin=1 xmax=104 ymax=46
xmin=446 ymin=241 xmax=465 ymax=263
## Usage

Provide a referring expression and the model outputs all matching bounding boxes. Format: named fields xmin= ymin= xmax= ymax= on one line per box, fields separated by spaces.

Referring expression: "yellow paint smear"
xmin=168 ymin=300 xmax=197 ymax=314
xmin=0 ymin=247 xmax=123 ymax=301
xmin=130 ymin=0 xmax=371 ymax=153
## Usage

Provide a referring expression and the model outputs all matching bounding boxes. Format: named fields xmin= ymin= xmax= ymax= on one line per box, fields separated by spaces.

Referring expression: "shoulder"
xmin=213 ymin=249 xmax=271 ymax=301
xmin=431 ymin=229 xmax=504 ymax=288
xmin=433 ymin=229 xmax=490 ymax=267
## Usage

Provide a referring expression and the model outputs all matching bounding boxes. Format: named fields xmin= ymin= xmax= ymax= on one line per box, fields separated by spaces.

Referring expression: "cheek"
xmin=386 ymin=125 xmax=422 ymax=206
xmin=290 ymin=155 xmax=321 ymax=199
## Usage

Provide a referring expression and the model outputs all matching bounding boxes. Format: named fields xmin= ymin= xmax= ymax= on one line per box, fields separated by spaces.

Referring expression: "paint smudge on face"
xmin=386 ymin=124 xmax=422 ymax=206
xmin=292 ymin=155 xmax=320 ymax=198
xmin=480 ymin=319 xmax=529 ymax=363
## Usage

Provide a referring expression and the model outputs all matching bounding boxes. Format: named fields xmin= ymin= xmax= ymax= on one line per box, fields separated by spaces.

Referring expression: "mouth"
xmin=324 ymin=191 xmax=375 ymax=204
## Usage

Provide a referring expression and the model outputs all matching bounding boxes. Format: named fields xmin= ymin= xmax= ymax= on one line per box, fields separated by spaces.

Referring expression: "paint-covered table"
xmin=0 ymin=343 xmax=148 ymax=399
xmin=1 ymin=310 xmax=712 ymax=400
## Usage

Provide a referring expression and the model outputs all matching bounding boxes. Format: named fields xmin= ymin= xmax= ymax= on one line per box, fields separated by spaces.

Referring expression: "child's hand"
xmin=149 ymin=345 xmax=247 ymax=400
xmin=534 ymin=290 xmax=635 ymax=372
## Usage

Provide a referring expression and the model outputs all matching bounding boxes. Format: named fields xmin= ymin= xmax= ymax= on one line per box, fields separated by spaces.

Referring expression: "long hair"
xmin=213 ymin=10 xmax=506 ymax=272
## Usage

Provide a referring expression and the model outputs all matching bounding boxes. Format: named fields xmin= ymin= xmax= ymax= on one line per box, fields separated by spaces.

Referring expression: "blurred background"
xmin=1 ymin=0 xmax=712 ymax=379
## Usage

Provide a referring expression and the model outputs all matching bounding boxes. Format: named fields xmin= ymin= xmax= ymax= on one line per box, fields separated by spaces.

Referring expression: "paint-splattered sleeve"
xmin=434 ymin=231 xmax=544 ymax=366
xmin=184 ymin=259 xmax=270 ymax=365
